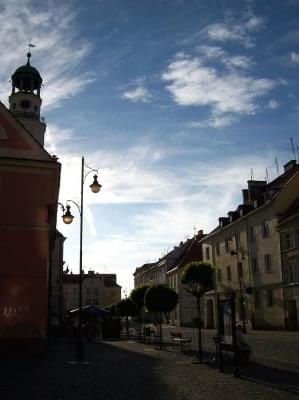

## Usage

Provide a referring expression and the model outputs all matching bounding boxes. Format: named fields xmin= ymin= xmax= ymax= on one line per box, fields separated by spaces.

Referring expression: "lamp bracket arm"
xmin=57 ymin=202 xmax=65 ymax=213
xmin=83 ymin=162 xmax=98 ymax=184
xmin=66 ymin=199 xmax=81 ymax=216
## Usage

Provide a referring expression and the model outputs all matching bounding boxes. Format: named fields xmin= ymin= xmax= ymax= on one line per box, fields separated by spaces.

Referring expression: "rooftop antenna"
xmin=290 ymin=138 xmax=297 ymax=161
xmin=275 ymin=156 xmax=280 ymax=175
xmin=250 ymin=168 xmax=254 ymax=180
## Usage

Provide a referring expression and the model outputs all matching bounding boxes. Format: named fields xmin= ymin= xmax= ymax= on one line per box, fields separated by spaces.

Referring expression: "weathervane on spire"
xmin=27 ymin=38 xmax=36 ymax=64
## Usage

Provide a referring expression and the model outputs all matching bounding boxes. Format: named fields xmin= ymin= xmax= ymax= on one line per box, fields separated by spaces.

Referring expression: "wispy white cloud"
xmin=267 ymin=99 xmax=279 ymax=110
xmin=122 ymin=79 xmax=152 ymax=103
xmin=291 ymin=51 xmax=299 ymax=64
xmin=186 ymin=114 xmax=238 ymax=129
xmin=162 ymin=54 xmax=275 ymax=119
xmin=198 ymin=45 xmax=254 ymax=70
xmin=0 ymin=1 xmax=93 ymax=110
xmin=207 ymin=15 xmax=265 ymax=48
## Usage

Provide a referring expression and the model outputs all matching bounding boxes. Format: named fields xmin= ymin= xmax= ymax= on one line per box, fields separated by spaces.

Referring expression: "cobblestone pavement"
xmin=1 ymin=339 xmax=299 ymax=400
xmin=161 ymin=326 xmax=299 ymax=372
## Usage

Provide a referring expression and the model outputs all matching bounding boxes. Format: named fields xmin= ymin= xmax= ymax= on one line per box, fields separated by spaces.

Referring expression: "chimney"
xmin=242 ymin=189 xmax=249 ymax=205
xmin=283 ymin=160 xmax=297 ymax=172
xmin=228 ymin=211 xmax=238 ymax=223
xmin=247 ymin=180 xmax=267 ymax=203
xmin=219 ymin=217 xmax=229 ymax=228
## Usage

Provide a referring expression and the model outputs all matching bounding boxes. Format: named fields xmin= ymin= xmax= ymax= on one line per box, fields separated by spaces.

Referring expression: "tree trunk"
xmin=139 ymin=311 xmax=142 ymax=342
xmin=159 ymin=311 xmax=162 ymax=349
xmin=196 ymin=296 xmax=202 ymax=362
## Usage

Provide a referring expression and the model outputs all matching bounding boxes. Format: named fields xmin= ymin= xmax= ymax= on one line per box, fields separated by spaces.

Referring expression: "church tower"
xmin=9 ymin=52 xmax=46 ymax=146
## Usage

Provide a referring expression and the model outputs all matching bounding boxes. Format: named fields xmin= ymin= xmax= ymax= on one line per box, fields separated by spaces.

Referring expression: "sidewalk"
xmin=0 ymin=339 xmax=299 ymax=400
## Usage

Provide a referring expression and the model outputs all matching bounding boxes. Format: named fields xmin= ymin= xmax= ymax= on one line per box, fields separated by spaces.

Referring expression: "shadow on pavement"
xmin=0 ymin=340 xmax=170 ymax=400
xmin=175 ymin=346 xmax=299 ymax=396
xmin=241 ymin=361 xmax=299 ymax=396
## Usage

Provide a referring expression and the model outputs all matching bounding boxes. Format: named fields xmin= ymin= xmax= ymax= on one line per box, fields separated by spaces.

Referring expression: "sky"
xmin=1 ymin=0 xmax=299 ymax=296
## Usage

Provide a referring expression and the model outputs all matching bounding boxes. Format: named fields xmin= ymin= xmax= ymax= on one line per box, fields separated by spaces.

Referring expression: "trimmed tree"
xmin=117 ymin=298 xmax=138 ymax=337
xmin=181 ymin=261 xmax=215 ymax=362
xmin=130 ymin=285 xmax=150 ymax=342
xmin=144 ymin=284 xmax=178 ymax=349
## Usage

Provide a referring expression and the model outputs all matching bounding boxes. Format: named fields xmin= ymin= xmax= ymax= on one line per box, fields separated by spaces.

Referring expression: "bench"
xmin=170 ymin=332 xmax=192 ymax=350
xmin=213 ymin=336 xmax=250 ymax=362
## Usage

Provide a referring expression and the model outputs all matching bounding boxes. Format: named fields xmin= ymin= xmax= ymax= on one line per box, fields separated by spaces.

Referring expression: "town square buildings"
xmin=133 ymin=160 xmax=299 ymax=331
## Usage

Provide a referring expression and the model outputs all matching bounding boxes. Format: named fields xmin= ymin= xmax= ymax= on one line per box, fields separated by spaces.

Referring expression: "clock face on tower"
xmin=20 ymin=99 xmax=31 ymax=110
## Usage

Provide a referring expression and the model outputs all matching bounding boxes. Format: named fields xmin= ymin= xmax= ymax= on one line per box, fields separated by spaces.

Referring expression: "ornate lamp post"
xmin=61 ymin=156 xmax=101 ymax=360
xmin=230 ymin=243 xmax=247 ymax=334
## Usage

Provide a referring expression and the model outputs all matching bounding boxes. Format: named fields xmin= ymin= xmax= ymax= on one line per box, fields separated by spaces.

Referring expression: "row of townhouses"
xmin=133 ymin=160 xmax=299 ymax=330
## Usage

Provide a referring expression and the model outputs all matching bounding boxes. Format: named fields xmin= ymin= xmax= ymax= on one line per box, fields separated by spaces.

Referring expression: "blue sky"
xmin=1 ymin=0 xmax=299 ymax=295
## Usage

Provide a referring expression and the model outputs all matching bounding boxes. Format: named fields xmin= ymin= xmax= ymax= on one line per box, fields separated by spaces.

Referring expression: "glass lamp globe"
xmin=62 ymin=205 xmax=74 ymax=224
xmin=89 ymin=175 xmax=102 ymax=193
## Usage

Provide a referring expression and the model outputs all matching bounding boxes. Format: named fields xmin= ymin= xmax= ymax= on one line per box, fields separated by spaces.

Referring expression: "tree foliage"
xmin=116 ymin=298 xmax=138 ymax=318
xmin=130 ymin=285 xmax=150 ymax=311
xmin=181 ymin=261 xmax=215 ymax=299
xmin=144 ymin=284 xmax=178 ymax=313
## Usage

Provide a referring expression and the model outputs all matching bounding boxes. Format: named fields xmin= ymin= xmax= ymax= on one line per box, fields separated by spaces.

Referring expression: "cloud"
xmin=0 ymin=1 xmax=93 ymax=110
xmin=267 ymin=99 xmax=279 ymax=110
xmin=291 ymin=51 xmax=299 ymax=64
xmin=198 ymin=45 xmax=254 ymax=70
xmin=186 ymin=114 xmax=238 ymax=129
xmin=162 ymin=54 xmax=275 ymax=117
xmin=207 ymin=15 xmax=265 ymax=48
xmin=122 ymin=80 xmax=152 ymax=103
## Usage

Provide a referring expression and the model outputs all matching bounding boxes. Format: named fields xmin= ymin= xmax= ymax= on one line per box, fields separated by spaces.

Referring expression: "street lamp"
xmin=230 ymin=244 xmax=247 ymax=334
xmin=61 ymin=156 xmax=101 ymax=360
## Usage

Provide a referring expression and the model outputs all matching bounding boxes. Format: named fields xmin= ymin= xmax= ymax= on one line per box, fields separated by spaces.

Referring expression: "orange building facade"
xmin=0 ymin=54 xmax=61 ymax=355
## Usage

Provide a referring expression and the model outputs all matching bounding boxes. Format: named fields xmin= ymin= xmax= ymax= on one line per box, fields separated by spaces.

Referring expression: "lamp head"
xmin=90 ymin=174 xmax=102 ymax=193
xmin=62 ymin=205 xmax=74 ymax=224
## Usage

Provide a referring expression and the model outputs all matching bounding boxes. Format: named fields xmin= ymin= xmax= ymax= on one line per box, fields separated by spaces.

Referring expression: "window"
xmin=285 ymin=233 xmax=292 ymax=249
xmin=251 ymin=258 xmax=259 ymax=274
xmin=249 ymin=226 xmax=256 ymax=242
xmin=94 ymin=288 xmax=98 ymax=295
xmin=86 ymin=298 xmax=92 ymax=305
xmin=86 ymin=288 xmax=91 ymax=294
xmin=262 ymin=220 xmax=269 ymax=238
xmin=205 ymin=247 xmax=210 ymax=260
xmin=266 ymin=289 xmax=274 ymax=307
xmin=237 ymin=262 xmax=243 ymax=278
xmin=226 ymin=266 xmax=232 ymax=281
xmin=287 ymin=265 xmax=295 ymax=283
xmin=217 ymin=269 xmax=222 ymax=282
xmin=216 ymin=242 xmax=220 ymax=256
xmin=235 ymin=232 xmax=241 ymax=249
xmin=254 ymin=292 xmax=260 ymax=309
xmin=225 ymin=238 xmax=230 ymax=253
xmin=264 ymin=254 xmax=272 ymax=272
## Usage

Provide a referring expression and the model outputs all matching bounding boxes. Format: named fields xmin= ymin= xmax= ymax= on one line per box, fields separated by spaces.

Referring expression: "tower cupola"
xmin=9 ymin=51 xmax=46 ymax=146
xmin=11 ymin=52 xmax=43 ymax=94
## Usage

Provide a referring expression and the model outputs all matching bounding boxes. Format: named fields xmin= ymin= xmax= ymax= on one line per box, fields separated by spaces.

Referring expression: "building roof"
xmin=203 ymin=160 xmax=299 ymax=240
